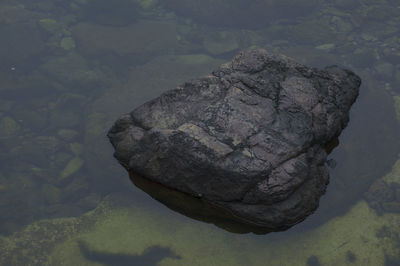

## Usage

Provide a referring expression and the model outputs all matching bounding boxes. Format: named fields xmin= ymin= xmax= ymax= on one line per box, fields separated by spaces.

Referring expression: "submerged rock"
xmin=161 ymin=0 xmax=322 ymax=29
xmin=108 ymin=48 xmax=361 ymax=230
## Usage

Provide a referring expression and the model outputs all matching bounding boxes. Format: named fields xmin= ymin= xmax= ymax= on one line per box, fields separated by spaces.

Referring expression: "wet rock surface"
xmin=108 ymin=48 xmax=361 ymax=230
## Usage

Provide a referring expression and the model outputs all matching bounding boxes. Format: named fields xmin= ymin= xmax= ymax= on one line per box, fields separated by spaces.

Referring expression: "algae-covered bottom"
xmin=1 ymin=189 xmax=399 ymax=266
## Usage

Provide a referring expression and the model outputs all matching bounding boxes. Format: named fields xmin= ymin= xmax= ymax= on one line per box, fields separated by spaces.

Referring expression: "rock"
xmin=348 ymin=48 xmax=377 ymax=68
xmin=382 ymin=202 xmax=400 ymax=213
xmin=39 ymin=52 xmax=105 ymax=90
xmin=49 ymin=94 xmax=87 ymax=128
xmin=202 ymin=31 xmax=240 ymax=55
xmin=38 ymin=19 xmax=62 ymax=34
xmin=41 ymin=184 xmax=61 ymax=204
xmin=84 ymin=54 xmax=224 ymax=193
xmin=60 ymin=37 xmax=76 ymax=50
xmin=135 ymin=0 xmax=158 ymax=10
xmin=59 ymin=157 xmax=84 ymax=181
xmin=364 ymin=180 xmax=394 ymax=209
xmin=315 ymin=43 xmax=336 ymax=52
xmin=396 ymin=188 xmax=400 ymax=201
xmin=12 ymin=105 xmax=48 ymax=131
xmin=80 ymin=0 xmax=139 ymax=26
xmin=0 ymin=116 xmax=19 ymax=139
xmin=332 ymin=0 xmax=360 ymax=9
xmin=108 ymin=48 xmax=361 ymax=230
xmin=375 ymin=62 xmax=394 ymax=79
xmin=69 ymin=142 xmax=83 ymax=156
xmin=394 ymin=96 xmax=400 ymax=121
xmin=286 ymin=20 xmax=338 ymax=45
xmin=57 ymin=129 xmax=78 ymax=141
xmin=161 ymin=0 xmax=322 ymax=29
xmin=71 ymin=20 xmax=178 ymax=58
xmin=0 ymin=23 xmax=45 ymax=69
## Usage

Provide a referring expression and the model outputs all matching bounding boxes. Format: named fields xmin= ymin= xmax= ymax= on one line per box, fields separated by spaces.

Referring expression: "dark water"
xmin=1 ymin=0 xmax=400 ymax=265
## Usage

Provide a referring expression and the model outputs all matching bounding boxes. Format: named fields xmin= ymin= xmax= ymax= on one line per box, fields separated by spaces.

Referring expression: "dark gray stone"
xmin=108 ymin=48 xmax=361 ymax=230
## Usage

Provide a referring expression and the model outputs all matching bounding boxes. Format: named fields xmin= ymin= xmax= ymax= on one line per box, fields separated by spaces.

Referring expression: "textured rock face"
xmin=108 ymin=48 xmax=361 ymax=230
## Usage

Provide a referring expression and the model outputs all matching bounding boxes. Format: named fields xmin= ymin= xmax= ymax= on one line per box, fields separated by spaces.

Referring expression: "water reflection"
xmin=129 ymin=172 xmax=274 ymax=234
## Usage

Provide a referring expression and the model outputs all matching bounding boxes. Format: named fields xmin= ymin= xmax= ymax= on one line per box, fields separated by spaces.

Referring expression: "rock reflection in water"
xmin=130 ymin=172 xmax=278 ymax=235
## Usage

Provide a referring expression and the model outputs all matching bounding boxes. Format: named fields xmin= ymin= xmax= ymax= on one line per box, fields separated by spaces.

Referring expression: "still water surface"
xmin=0 ymin=0 xmax=400 ymax=265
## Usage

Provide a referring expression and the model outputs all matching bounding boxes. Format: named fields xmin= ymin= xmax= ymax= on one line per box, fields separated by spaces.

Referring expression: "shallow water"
xmin=1 ymin=0 xmax=400 ymax=265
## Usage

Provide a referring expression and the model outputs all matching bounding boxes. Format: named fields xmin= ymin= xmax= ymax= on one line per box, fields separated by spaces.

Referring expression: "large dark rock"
xmin=108 ymin=48 xmax=361 ymax=231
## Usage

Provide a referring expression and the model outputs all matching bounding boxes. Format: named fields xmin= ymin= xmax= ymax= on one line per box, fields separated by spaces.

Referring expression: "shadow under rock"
xmin=129 ymin=173 xmax=276 ymax=235
xmin=78 ymin=240 xmax=181 ymax=266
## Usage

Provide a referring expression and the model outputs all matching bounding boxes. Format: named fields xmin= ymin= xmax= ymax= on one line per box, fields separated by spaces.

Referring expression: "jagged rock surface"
xmin=108 ymin=48 xmax=361 ymax=230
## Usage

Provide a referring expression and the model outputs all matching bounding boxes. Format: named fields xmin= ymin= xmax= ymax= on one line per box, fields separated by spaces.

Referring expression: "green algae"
xmin=393 ymin=95 xmax=400 ymax=121
xmin=38 ymin=19 xmax=61 ymax=34
xmin=41 ymin=184 xmax=61 ymax=204
xmin=48 ymin=195 xmax=254 ymax=266
xmin=202 ymin=31 xmax=240 ymax=55
xmin=161 ymin=0 xmax=321 ymax=29
xmin=85 ymin=113 xmax=108 ymax=138
xmin=0 ymin=193 xmax=398 ymax=266
xmin=0 ymin=116 xmax=19 ymax=138
xmin=135 ymin=0 xmax=158 ymax=9
xmin=315 ymin=43 xmax=336 ymax=52
xmin=49 ymin=94 xmax=87 ymax=128
xmin=60 ymin=37 xmax=76 ymax=50
xmin=57 ymin=129 xmax=79 ymax=141
xmin=39 ymin=53 xmax=103 ymax=88
xmin=69 ymin=142 xmax=83 ymax=156
xmin=59 ymin=157 xmax=84 ymax=181
xmin=382 ymin=156 xmax=400 ymax=184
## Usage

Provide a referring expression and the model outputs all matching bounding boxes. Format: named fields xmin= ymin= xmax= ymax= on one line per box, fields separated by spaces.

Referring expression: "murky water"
xmin=1 ymin=0 xmax=400 ymax=265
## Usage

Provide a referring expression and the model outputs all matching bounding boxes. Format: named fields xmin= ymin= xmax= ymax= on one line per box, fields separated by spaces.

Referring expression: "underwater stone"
xmin=71 ymin=21 xmax=177 ymax=57
xmin=161 ymin=0 xmax=322 ymax=29
xmin=0 ymin=22 xmax=45 ymax=66
xmin=394 ymin=96 xmax=400 ymax=121
xmin=59 ymin=157 xmax=84 ymax=181
xmin=57 ymin=129 xmax=79 ymax=141
xmin=135 ymin=0 xmax=158 ymax=9
xmin=81 ymin=0 xmax=139 ymax=26
xmin=69 ymin=142 xmax=83 ymax=156
xmin=0 ymin=116 xmax=19 ymax=138
xmin=108 ymin=48 xmax=361 ymax=230
xmin=375 ymin=62 xmax=394 ymax=79
xmin=60 ymin=37 xmax=76 ymax=50
xmin=38 ymin=19 xmax=61 ymax=34
xmin=41 ymin=184 xmax=61 ymax=204
xmin=202 ymin=31 xmax=240 ymax=55
xmin=315 ymin=43 xmax=335 ymax=52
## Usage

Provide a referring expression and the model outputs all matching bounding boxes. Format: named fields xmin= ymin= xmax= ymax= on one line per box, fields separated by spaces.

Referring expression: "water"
xmin=0 ymin=0 xmax=400 ymax=265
